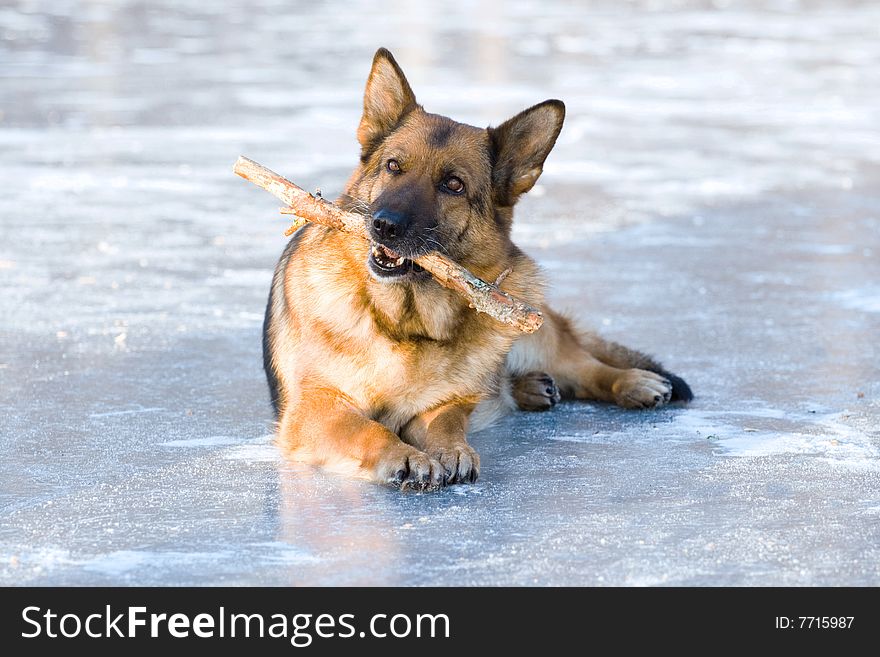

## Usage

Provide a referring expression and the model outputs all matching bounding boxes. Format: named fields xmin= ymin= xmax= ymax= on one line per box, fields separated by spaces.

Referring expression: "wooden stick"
xmin=233 ymin=156 xmax=544 ymax=334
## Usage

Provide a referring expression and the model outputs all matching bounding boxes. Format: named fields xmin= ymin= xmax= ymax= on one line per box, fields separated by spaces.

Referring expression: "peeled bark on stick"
xmin=233 ymin=156 xmax=544 ymax=334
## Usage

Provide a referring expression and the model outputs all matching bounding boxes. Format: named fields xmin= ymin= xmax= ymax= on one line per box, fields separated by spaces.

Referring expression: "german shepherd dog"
xmin=263 ymin=48 xmax=692 ymax=490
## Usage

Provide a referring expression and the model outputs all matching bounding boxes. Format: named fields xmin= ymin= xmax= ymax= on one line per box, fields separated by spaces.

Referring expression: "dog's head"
xmin=346 ymin=48 xmax=564 ymax=282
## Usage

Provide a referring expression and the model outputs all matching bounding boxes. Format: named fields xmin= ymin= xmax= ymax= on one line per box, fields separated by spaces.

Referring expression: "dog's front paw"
xmin=512 ymin=371 xmax=561 ymax=411
xmin=428 ymin=443 xmax=480 ymax=484
xmin=376 ymin=446 xmax=445 ymax=492
xmin=612 ymin=369 xmax=672 ymax=409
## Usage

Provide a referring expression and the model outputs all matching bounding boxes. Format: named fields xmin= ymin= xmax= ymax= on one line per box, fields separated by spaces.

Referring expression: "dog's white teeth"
xmin=371 ymin=245 xmax=406 ymax=269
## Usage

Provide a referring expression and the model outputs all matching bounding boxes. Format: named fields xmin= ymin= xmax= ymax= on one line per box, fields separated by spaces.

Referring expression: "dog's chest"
xmin=355 ymin=335 xmax=484 ymax=410
xmin=301 ymin=252 xmax=513 ymax=428
xmin=328 ymin=320 xmax=508 ymax=433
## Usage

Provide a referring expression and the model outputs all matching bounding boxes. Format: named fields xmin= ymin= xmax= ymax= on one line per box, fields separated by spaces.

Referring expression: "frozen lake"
xmin=2 ymin=0 xmax=879 ymax=585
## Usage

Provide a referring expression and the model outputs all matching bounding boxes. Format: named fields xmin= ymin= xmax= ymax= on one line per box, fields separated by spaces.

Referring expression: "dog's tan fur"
xmin=262 ymin=48 xmax=691 ymax=490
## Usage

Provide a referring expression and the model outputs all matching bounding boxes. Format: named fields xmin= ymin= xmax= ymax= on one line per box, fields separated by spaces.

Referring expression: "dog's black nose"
xmin=371 ymin=209 xmax=409 ymax=241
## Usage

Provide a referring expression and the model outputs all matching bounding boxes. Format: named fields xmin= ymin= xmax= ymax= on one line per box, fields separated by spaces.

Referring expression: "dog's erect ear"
xmin=488 ymin=100 xmax=565 ymax=206
xmin=357 ymin=48 xmax=418 ymax=155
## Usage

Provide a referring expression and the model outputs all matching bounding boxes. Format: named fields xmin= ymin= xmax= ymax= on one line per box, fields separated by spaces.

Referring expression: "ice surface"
xmin=1 ymin=0 xmax=879 ymax=586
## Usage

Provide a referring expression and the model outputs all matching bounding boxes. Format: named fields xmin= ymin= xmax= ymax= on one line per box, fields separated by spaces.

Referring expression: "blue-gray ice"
xmin=1 ymin=0 xmax=879 ymax=586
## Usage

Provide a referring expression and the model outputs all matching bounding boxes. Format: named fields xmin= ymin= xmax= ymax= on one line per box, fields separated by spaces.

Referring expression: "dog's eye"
xmin=443 ymin=176 xmax=465 ymax=194
xmin=386 ymin=159 xmax=401 ymax=173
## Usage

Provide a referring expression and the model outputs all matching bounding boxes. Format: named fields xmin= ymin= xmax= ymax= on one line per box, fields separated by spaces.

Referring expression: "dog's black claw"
xmin=513 ymin=371 xmax=560 ymax=412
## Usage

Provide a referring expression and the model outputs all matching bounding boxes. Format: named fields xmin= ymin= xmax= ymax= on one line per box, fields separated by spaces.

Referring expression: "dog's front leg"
xmin=401 ymin=400 xmax=480 ymax=484
xmin=278 ymin=387 xmax=445 ymax=490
